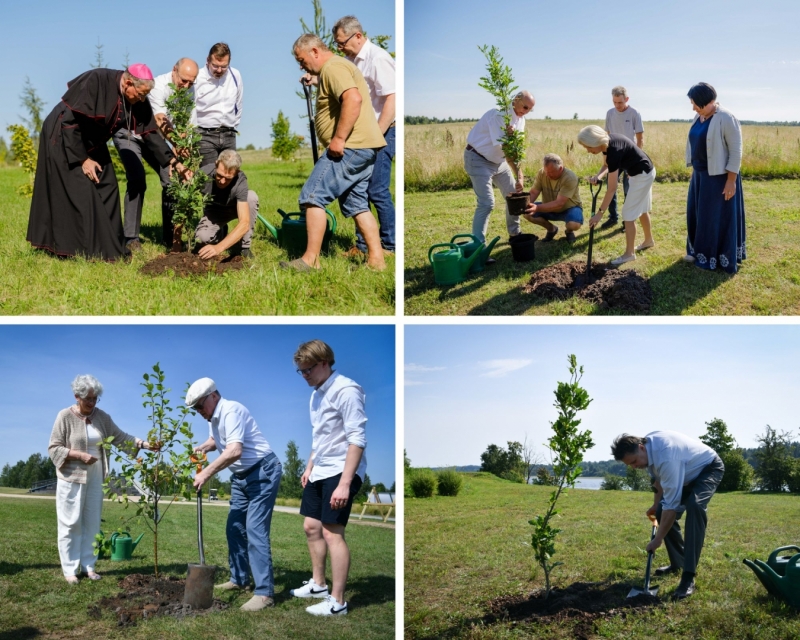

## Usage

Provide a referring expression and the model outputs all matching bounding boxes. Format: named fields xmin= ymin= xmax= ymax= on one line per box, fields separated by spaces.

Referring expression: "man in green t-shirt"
xmin=287 ymin=34 xmax=387 ymax=272
xmin=522 ymin=153 xmax=584 ymax=244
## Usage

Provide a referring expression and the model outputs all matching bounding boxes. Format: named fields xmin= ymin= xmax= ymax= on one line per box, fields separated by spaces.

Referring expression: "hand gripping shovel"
xmin=302 ymin=81 xmax=319 ymax=164
xmin=627 ymin=515 xmax=659 ymax=598
xmin=184 ymin=489 xmax=216 ymax=609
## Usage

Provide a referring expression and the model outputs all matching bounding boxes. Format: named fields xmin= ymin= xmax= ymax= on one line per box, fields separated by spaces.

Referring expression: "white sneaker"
xmin=306 ymin=595 xmax=348 ymax=616
xmin=290 ymin=578 xmax=329 ymax=599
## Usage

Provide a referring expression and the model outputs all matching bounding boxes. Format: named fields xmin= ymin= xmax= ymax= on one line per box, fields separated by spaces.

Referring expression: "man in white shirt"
xmin=113 ymin=58 xmax=198 ymax=249
xmin=603 ymin=86 xmax=644 ymax=229
xmin=332 ymin=15 xmax=396 ymax=256
xmin=612 ymin=431 xmax=724 ymax=601
xmin=465 ymin=91 xmax=535 ymax=248
xmin=194 ymin=43 xmax=243 ymax=166
xmin=188 ymin=377 xmax=282 ymax=613
xmin=289 ymin=340 xmax=368 ymax=617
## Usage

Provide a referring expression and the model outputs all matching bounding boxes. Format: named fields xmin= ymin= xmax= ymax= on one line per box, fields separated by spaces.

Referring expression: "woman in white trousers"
xmin=48 ymin=375 xmax=155 ymax=584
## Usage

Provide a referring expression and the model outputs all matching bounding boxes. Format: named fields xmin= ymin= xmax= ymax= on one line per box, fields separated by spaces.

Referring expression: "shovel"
xmin=183 ymin=489 xmax=216 ymax=609
xmin=584 ymin=178 xmax=604 ymax=284
xmin=302 ymin=81 xmax=319 ymax=164
xmin=627 ymin=515 xmax=659 ymax=599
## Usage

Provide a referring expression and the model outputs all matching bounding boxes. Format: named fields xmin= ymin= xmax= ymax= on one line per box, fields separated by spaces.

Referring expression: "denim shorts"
xmin=531 ymin=204 xmax=584 ymax=225
xmin=299 ymin=147 xmax=377 ymax=218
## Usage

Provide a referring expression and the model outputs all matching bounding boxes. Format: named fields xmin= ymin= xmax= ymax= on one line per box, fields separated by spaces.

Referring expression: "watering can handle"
xmin=325 ymin=208 xmax=338 ymax=233
xmin=450 ymin=233 xmax=478 ymax=244
xmin=428 ymin=243 xmax=459 ymax=265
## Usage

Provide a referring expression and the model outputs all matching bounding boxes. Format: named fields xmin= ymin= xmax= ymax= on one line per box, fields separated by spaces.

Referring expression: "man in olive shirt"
xmin=289 ymin=34 xmax=387 ymax=272
xmin=522 ymin=154 xmax=584 ymax=243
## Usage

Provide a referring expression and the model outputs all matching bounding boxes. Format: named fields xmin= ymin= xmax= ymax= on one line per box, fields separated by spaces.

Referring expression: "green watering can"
xmin=110 ymin=531 xmax=145 ymax=562
xmin=743 ymin=547 xmax=800 ymax=608
xmin=257 ymin=208 xmax=337 ymax=258
xmin=428 ymin=242 xmax=483 ymax=286
xmin=450 ymin=234 xmax=500 ymax=273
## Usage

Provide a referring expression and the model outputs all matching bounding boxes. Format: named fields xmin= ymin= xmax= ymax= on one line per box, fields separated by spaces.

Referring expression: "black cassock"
xmin=27 ymin=69 xmax=172 ymax=260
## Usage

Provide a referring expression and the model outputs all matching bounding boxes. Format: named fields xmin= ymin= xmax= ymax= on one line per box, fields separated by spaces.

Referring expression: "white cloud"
xmin=405 ymin=363 xmax=446 ymax=372
xmin=405 ymin=379 xmax=424 ymax=387
xmin=480 ymin=359 xmax=533 ymax=378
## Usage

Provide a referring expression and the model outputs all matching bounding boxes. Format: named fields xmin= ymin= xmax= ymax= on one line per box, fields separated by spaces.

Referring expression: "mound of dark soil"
xmin=523 ymin=262 xmax=652 ymax=313
xmin=140 ymin=252 xmax=245 ymax=277
xmin=484 ymin=581 xmax=661 ymax=633
xmin=87 ymin=573 xmax=229 ymax=627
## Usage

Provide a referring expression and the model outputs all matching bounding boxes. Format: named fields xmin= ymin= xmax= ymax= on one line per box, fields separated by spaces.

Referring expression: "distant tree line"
xmin=0 ymin=453 xmax=56 ymax=488
xmin=405 ymin=115 xmax=478 ymax=125
xmin=407 ymin=116 xmax=800 ymax=127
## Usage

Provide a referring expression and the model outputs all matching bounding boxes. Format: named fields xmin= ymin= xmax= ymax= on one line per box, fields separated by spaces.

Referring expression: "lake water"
xmin=575 ymin=476 xmax=603 ymax=490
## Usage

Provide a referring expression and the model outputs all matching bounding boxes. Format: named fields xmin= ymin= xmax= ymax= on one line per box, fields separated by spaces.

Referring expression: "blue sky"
xmin=405 ymin=324 xmax=800 ymax=468
xmin=0 ymin=0 xmax=395 ymax=149
xmin=0 ymin=324 xmax=396 ymax=486
xmin=406 ymin=0 xmax=800 ymax=121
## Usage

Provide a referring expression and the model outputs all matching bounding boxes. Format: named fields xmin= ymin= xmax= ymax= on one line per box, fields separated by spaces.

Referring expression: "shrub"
xmin=271 ymin=110 xmax=304 ymax=162
xmin=601 ymin=474 xmax=625 ymax=490
xmin=409 ymin=468 xmax=437 ymax=498
xmin=718 ymin=449 xmax=754 ymax=492
xmin=436 ymin=468 xmax=463 ymax=497
xmin=786 ymin=458 xmax=800 ymax=494
xmin=533 ymin=466 xmax=557 ymax=486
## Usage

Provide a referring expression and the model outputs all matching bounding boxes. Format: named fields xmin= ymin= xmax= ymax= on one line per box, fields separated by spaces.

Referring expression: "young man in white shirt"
xmin=332 ymin=15 xmax=396 ymax=256
xmin=290 ymin=340 xmax=368 ymax=616
xmin=603 ymin=86 xmax=644 ymax=229
xmin=612 ymin=431 xmax=724 ymax=601
xmin=194 ymin=43 xmax=243 ymax=166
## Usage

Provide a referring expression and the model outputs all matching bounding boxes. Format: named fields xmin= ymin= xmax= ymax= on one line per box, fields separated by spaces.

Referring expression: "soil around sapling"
xmin=87 ymin=573 xmax=229 ymax=627
xmin=483 ymin=581 xmax=662 ymax=633
xmin=523 ymin=262 xmax=653 ymax=314
xmin=140 ymin=252 xmax=245 ymax=277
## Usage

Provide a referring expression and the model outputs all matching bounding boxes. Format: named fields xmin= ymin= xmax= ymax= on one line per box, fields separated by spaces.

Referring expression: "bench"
xmin=358 ymin=487 xmax=395 ymax=522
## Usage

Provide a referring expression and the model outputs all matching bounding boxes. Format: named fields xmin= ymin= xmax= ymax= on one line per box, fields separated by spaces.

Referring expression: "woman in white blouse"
xmin=48 ymin=375 xmax=154 ymax=584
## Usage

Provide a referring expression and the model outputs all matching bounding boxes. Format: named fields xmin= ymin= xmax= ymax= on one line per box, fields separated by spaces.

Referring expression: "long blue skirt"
xmin=686 ymin=170 xmax=746 ymax=274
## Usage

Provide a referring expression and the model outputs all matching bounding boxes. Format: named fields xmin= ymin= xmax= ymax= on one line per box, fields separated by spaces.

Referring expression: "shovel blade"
xmin=184 ymin=563 xmax=217 ymax=609
xmin=627 ymin=586 xmax=659 ymax=598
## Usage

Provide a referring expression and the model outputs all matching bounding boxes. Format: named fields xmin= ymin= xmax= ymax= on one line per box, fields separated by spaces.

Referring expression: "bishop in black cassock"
xmin=27 ymin=67 xmax=174 ymax=261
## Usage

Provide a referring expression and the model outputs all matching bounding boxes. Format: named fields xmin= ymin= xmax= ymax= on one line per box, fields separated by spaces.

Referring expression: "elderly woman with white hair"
xmin=578 ymin=125 xmax=656 ymax=265
xmin=48 ymin=375 xmax=156 ymax=584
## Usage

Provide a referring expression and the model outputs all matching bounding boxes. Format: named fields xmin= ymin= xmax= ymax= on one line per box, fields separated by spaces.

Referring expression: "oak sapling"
xmin=165 ymin=85 xmax=209 ymax=252
xmin=477 ymin=45 xmax=526 ymax=181
xmin=7 ymin=124 xmax=36 ymax=197
xmin=101 ymin=363 xmax=198 ymax=577
xmin=529 ymin=355 xmax=594 ymax=599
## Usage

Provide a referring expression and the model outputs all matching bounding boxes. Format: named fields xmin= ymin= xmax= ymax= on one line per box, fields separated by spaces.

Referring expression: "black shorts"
xmin=300 ymin=473 xmax=363 ymax=527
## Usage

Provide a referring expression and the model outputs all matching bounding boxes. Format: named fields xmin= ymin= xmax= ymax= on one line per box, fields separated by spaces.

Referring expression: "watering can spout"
xmin=483 ymin=236 xmax=500 ymax=260
xmin=256 ymin=214 xmax=279 ymax=240
xmin=131 ymin=533 xmax=145 ymax=551
xmin=463 ymin=243 xmax=485 ymax=275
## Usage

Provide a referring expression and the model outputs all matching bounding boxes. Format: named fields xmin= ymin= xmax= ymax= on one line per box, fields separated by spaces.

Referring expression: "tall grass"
xmin=405 ymin=120 xmax=800 ymax=192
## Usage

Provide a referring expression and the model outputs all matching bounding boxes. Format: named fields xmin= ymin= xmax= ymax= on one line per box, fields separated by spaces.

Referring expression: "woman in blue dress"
xmin=684 ymin=83 xmax=746 ymax=273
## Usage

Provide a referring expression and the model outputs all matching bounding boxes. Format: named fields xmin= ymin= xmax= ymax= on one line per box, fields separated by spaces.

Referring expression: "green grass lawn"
xmin=404 ymin=180 xmax=800 ymax=315
xmin=0 ymin=496 xmax=395 ymax=639
xmin=0 ymin=150 xmax=394 ymax=315
xmin=405 ymin=472 xmax=800 ymax=640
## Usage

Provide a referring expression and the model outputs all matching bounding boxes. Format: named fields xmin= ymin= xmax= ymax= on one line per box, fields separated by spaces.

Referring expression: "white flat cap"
xmin=186 ymin=377 xmax=217 ymax=406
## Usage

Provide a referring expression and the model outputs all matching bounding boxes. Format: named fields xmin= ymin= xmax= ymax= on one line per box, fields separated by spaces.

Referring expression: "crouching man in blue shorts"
xmin=288 ymin=34 xmax=387 ymax=272
xmin=290 ymin=339 xmax=368 ymax=616
xmin=522 ymin=153 xmax=584 ymax=244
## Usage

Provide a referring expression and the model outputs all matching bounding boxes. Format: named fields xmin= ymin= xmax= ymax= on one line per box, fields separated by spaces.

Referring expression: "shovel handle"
xmin=197 ymin=490 xmax=205 ymax=566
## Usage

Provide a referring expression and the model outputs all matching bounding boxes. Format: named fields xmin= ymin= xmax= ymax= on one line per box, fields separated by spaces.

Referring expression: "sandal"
xmin=86 ymin=571 xmax=102 ymax=581
xmin=65 ymin=575 xmax=79 ymax=585
xmin=279 ymin=258 xmax=318 ymax=272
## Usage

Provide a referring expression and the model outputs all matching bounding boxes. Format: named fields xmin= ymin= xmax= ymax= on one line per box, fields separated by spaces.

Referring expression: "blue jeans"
xmin=607 ymin=170 xmax=630 ymax=221
xmin=227 ymin=452 xmax=282 ymax=596
xmin=530 ymin=204 xmax=584 ymax=225
xmin=356 ymin=125 xmax=395 ymax=251
xmin=299 ymin=147 xmax=376 ymax=218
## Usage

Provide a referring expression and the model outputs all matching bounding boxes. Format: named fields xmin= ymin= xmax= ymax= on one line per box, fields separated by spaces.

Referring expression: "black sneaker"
xmin=600 ymin=218 xmax=618 ymax=230
xmin=565 ymin=231 xmax=576 ymax=244
xmin=241 ymin=248 xmax=254 ymax=258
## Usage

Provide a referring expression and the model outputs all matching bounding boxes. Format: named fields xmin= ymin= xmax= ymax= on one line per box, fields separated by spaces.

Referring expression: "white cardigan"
xmin=685 ymin=104 xmax=742 ymax=176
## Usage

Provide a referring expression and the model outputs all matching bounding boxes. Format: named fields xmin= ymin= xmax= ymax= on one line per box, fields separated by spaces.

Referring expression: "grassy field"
xmin=0 ymin=495 xmax=395 ymax=640
xmin=0 ymin=149 xmax=394 ymax=315
xmin=405 ymin=179 xmax=800 ymax=315
xmin=405 ymin=472 xmax=800 ymax=640
xmin=405 ymin=120 xmax=800 ymax=191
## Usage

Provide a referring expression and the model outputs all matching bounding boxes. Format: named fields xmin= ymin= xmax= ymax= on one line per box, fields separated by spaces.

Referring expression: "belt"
xmin=466 ymin=144 xmax=488 ymax=161
xmin=200 ymin=126 xmax=237 ymax=133
xmin=231 ymin=451 xmax=277 ymax=480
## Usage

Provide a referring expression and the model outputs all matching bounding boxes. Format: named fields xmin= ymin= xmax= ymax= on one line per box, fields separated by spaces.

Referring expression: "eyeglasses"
xmin=209 ymin=61 xmax=229 ymax=71
xmin=192 ymin=395 xmax=208 ymax=410
xmin=335 ymin=32 xmax=358 ymax=49
xmin=81 ymin=395 xmax=99 ymax=404
xmin=296 ymin=362 xmax=321 ymax=376
xmin=177 ymin=74 xmax=195 ymax=87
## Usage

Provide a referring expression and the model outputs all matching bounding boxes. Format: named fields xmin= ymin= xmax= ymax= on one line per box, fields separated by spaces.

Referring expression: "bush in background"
xmin=600 ymin=474 xmax=625 ymax=490
xmin=719 ymin=449 xmax=754 ymax=492
xmin=408 ymin=468 xmax=437 ymax=498
xmin=436 ymin=468 xmax=463 ymax=497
